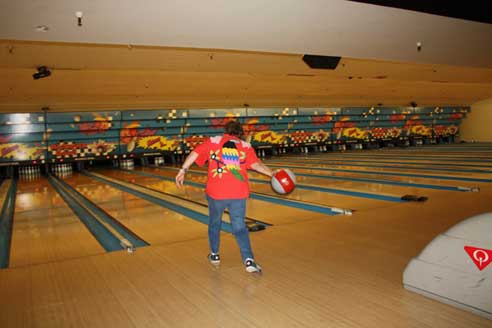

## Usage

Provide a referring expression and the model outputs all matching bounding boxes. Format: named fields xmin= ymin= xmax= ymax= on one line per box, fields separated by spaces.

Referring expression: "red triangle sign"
xmin=464 ymin=246 xmax=492 ymax=271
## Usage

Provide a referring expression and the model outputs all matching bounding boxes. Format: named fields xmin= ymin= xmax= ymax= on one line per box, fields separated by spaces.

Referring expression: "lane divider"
xmin=49 ymin=175 xmax=148 ymax=252
xmin=0 ymin=179 xmax=17 ymax=269
xmin=54 ymin=175 xmax=149 ymax=251
xmin=49 ymin=175 xmax=133 ymax=252
xmin=132 ymin=169 xmax=350 ymax=215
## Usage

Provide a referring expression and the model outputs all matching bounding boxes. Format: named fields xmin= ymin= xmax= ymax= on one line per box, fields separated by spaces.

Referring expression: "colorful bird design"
xmin=221 ymin=141 xmax=244 ymax=181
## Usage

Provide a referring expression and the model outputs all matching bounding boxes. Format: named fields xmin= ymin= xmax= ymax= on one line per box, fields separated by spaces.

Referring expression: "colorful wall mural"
xmin=0 ymin=113 xmax=46 ymax=163
xmin=0 ymin=106 xmax=469 ymax=163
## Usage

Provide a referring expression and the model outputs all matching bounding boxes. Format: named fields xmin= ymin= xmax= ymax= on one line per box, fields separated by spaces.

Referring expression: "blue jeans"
xmin=206 ymin=195 xmax=254 ymax=262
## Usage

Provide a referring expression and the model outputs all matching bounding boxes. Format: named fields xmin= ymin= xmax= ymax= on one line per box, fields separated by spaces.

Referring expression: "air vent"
xmin=302 ymin=55 xmax=341 ymax=70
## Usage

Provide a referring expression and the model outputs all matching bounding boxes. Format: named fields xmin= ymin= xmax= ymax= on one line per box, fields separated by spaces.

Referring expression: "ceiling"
xmin=1 ymin=0 xmax=492 ymax=112
xmin=348 ymin=1 xmax=492 ymax=25
xmin=2 ymin=0 xmax=491 ymax=67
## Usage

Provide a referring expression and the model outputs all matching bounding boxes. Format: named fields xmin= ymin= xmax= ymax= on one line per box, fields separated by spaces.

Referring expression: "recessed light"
xmin=34 ymin=25 xmax=49 ymax=32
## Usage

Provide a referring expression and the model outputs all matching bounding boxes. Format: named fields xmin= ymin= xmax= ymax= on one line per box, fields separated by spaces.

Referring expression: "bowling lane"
xmin=315 ymin=152 xmax=492 ymax=163
xmin=97 ymin=168 xmax=331 ymax=225
xmin=265 ymin=159 xmax=489 ymax=187
xmin=370 ymin=148 xmax=492 ymax=156
xmin=153 ymin=167 xmax=396 ymax=211
xmin=265 ymin=159 xmax=492 ymax=180
xmin=279 ymin=156 xmax=492 ymax=171
xmin=249 ymin=166 xmax=445 ymax=196
xmin=60 ymin=173 xmax=209 ymax=246
xmin=9 ymin=178 xmax=105 ymax=268
xmin=255 ymin=170 xmax=447 ymax=198
xmin=288 ymin=156 xmax=492 ymax=170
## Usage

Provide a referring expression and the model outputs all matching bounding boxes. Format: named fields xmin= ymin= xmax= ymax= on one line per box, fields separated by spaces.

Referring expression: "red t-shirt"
xmin=193 ymin=134 xmax=259 ymax=199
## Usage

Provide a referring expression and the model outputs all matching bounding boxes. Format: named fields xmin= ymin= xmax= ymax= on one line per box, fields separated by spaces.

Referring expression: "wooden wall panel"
xmin=1 ymin=40 xmax=492 ymax=112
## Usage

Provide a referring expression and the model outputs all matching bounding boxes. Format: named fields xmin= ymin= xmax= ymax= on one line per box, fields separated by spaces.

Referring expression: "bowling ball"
xmin=271 ymin=169 xmax=296 ymax=195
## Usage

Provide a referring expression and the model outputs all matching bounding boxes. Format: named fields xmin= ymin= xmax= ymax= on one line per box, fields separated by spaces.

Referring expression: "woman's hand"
xmin=175 ymin=169 xmax=186 ymax=188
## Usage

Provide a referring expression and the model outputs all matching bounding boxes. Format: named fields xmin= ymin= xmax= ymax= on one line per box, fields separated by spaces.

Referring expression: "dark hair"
xmin=224 ymin=120 xmax=243 ymax=136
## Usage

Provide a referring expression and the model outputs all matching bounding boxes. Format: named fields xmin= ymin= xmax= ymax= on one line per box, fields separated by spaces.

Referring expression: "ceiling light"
xmin=75 ymin=11 xmax=83 ymax=26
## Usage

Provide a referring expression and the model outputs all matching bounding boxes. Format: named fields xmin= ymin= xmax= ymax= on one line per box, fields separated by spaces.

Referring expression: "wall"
xmin=460 ymin=98 xmax=492 ymax=142
xmin=0 ymin=106 xmax=468 ymax=165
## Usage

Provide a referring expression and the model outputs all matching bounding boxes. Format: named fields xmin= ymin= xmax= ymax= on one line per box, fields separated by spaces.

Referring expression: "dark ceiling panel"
xmin=348 ymin=1 xmax=492 ymax=25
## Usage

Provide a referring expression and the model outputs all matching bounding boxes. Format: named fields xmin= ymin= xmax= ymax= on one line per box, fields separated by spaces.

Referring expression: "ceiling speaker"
xmin=302 ymin=55 xmax=341 ymax=70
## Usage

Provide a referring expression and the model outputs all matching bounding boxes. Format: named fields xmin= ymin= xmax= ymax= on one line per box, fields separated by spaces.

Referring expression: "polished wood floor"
xmin=1 ymin=146 xmax=492 ymax=327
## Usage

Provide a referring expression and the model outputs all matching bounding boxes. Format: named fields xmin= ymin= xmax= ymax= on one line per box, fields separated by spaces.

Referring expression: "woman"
xmin=175 ymin=120 xmax=273 ymax=273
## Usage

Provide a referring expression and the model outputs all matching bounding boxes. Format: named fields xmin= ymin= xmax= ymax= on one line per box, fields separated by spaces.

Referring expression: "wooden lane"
xmin=241 ymin=194 xmax=492 ymax=328
xmin=249 ymin=168 xmax=449 ymax=197
xmin=367 ymin=150 xmax=492 ymax=155
xmin=264 ymin=159 xmax=491 ymax=187
xmin=247 ymin=163 xmax=479 ymax=207
xmin=263 ymin=161 xmax=488 ymax=190
xmin=155 ymin=166 xmax=397 ymax=211
xmin=277 ymin=155 xmax=492 ymax=170
xmin=265 ymin=158 xmax=492 ymax=180
xmin=271 ymin=147 xmax=492 ymax=178
xmin=343 ymin=145 xmax=492 ymax=153
xmin=371 ymin=147 xmax=492 ymax=155
xmin=88 ymin=247 xmax=256 ymax=327
xmin=61 ymin=173 xmax=209 ymax=247
xmin=1 ymin=243 xmax=488 ymax=327
xmin=312 ymin=152 xmax=492 ymax=162
xmin=284 ymin=155 xmax=492 ymax=169
xmin=2 ymin=184 xmax=491 ymax=327
xmin=9 ymin=178 xmax=105 ymax=268
xmin=315 ymin=146 xmax=492 ymax=155
xmin=2 ymin=145 xmax=491 ymax=326
xmin=99 ymin=167 xmax=333 ymax=225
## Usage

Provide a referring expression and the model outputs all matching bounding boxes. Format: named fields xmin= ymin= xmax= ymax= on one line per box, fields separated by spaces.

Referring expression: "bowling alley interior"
xmin=1 ymin=1 xmax=492 ymax=327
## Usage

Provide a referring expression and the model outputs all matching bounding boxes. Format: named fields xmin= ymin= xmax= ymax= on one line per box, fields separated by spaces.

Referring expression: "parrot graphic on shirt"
xmin=221 ymin=141 xmax=244 ymax=181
